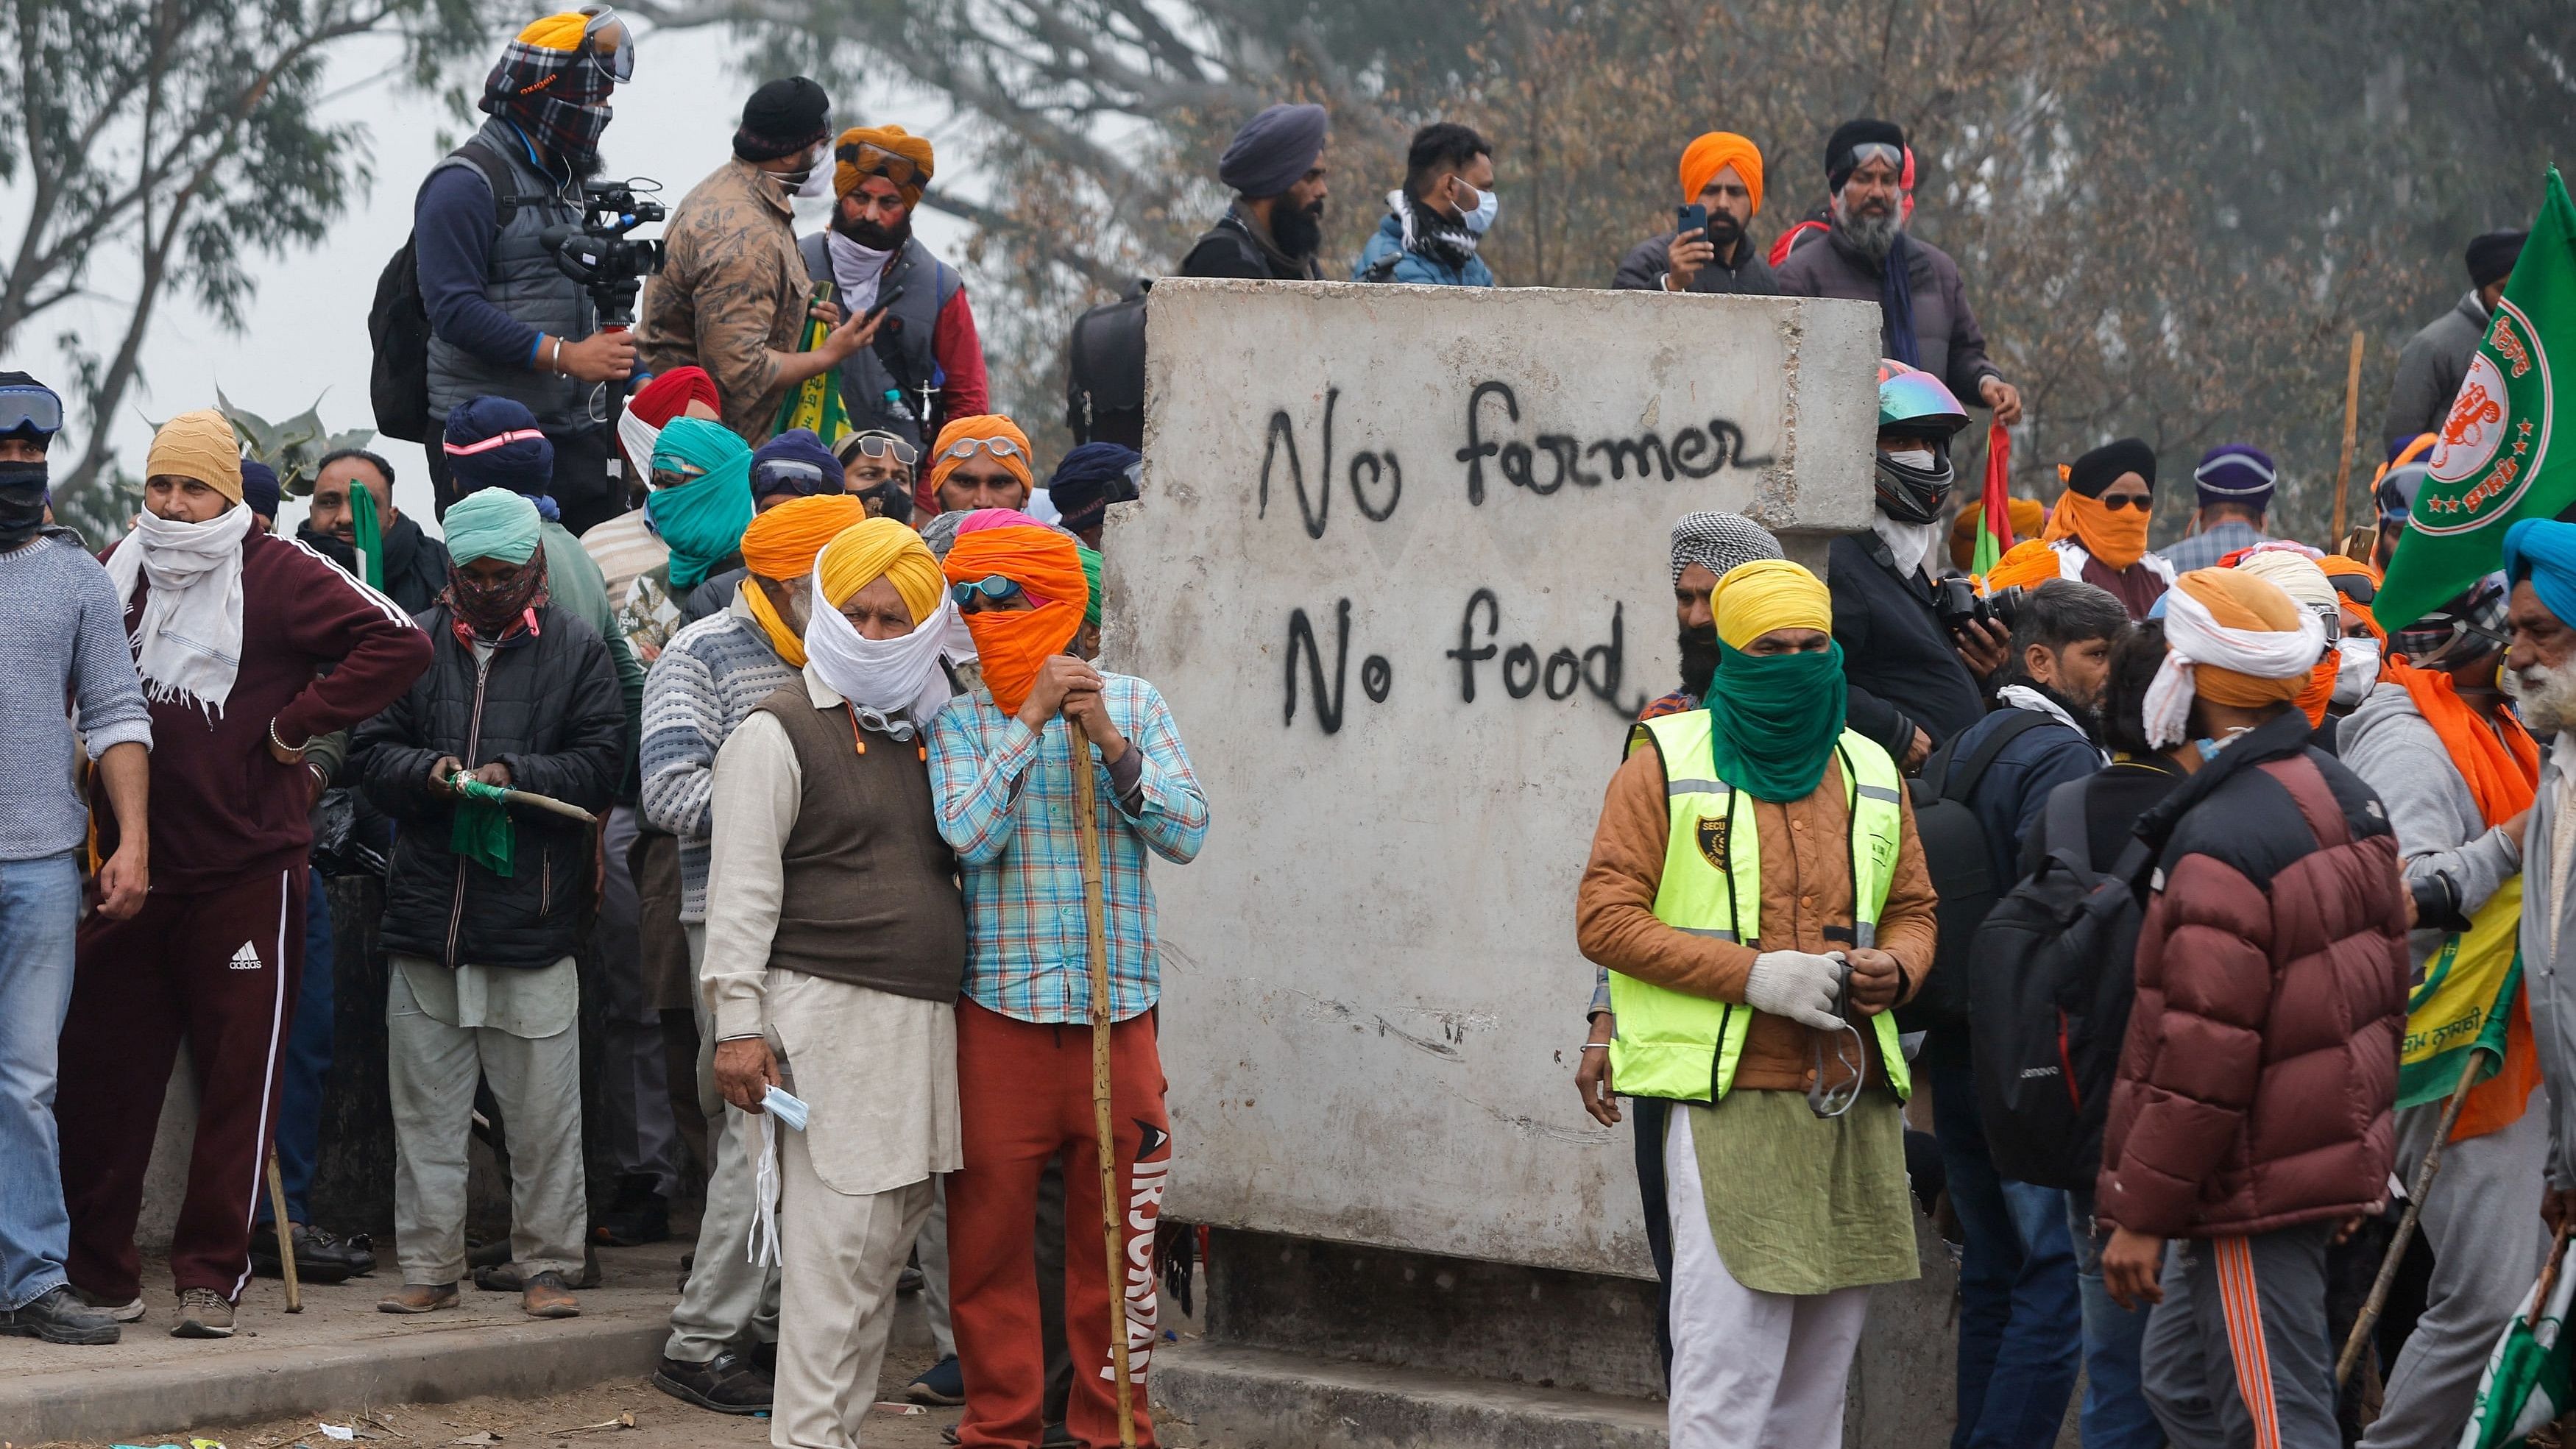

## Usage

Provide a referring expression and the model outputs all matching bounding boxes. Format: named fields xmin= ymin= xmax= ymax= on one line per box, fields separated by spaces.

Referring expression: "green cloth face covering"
xmin=1706 ymin=640 xmax=1849 ymax=801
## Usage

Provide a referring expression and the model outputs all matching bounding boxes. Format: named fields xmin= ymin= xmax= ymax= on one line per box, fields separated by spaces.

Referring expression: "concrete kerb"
xmin=1150 ymin=1340 xmax=1668 ymax=1449
xmin=5 ymin=1314 xmax=668 ymax=1446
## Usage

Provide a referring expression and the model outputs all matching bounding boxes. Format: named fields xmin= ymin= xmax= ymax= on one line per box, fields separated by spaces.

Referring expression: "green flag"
xmin=2460 ymin=1238 xmax=2576 ymax=1448
xmin=2377 ymin=168 xmax=2576 ymax=634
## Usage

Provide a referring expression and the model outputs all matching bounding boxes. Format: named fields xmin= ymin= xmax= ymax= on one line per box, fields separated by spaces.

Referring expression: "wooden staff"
xmin=444 ymin=772 xmax=599 ymax=826
xmin=2529 ymin=1219 xmax=2573 ymax=1331
xmin=2333 ymin=330 xmax=2367 ymax=542
xmin=265 ymin=1151 xmax=302 ymax=1313
xmin=2335 ymin=1046 xmax=2488 ymax=1386
xmin=1068 ymin=716 xmax=1139 ymax=1448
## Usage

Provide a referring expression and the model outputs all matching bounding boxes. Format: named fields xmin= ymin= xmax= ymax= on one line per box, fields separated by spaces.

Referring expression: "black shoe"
xmin=591 ymin=1173 xmax=670 ymax=1247
xmin=897 ymin=1265 xmax=925 ymax=1295
xmin=251 ymin=1223 xmax=375 ymax=1284
xmin=0 ymin=1285 xmax=121 ymax=1345
xmin=652 ymin=1352 xmax=773 ymax=1414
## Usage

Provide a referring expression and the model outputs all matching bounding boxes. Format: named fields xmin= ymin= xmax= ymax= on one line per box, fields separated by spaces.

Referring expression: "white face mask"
xmin=1457 ymin=180 xmax=1498 ymax=235
xmin=1883 ymin=448 xmax=1936 ymax=472
xmin=776 ymin=142 xmax=831 ymax=198
xmin=2332 ymin=635 xmax=2382 ymax=709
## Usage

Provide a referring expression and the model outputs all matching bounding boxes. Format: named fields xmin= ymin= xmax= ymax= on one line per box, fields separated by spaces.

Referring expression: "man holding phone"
xmin=1613 ymin=132 xmax=1778 ymax=297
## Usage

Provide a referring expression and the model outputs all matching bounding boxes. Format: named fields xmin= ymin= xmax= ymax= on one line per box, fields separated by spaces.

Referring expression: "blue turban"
xmin=648 ymin=418 xmax=756 ymax=589
xmin=1218 ymin=103 xmax=1328 ymax=199
xmin=240 ymin=461 xmax=281 ymax=520
xmin=443 ymin=486 xmax=543 ymax=565
xmin=750 ymin=428 xmax=844 ymax=500
xmin=2505 ymin=519 xmax=2576 ymax=628
xmin=1044 ymin=442 xmax=1141 ymax=534
xmin=2192 ymin=444 xmax=2275 ymax=511
xmin=443 ymin=395 xmax=559 ymax=520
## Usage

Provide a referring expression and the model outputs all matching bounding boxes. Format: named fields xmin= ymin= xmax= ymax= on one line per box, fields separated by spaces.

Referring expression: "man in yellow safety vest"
xmin=1577 ymin=556 xmax=1939 ymax=1448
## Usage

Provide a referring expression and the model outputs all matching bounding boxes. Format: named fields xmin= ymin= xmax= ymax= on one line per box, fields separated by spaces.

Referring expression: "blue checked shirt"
xmin=925 ymin=673 xmax=1210 ymax=1024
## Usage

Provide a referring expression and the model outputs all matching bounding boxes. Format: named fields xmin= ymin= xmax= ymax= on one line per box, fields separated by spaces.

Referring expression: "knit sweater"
xmin=638 ymin=601 xmax=798 ymax=919
xmin=0 ymin=531 xmax=154 ymax=861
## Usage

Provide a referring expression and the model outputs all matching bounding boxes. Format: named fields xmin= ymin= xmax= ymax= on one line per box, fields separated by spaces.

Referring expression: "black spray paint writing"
xmin=1454 ymin=380 xmax=1774 ymax=506
xmin=1258 ymin=386 xmax=1401 ymax=540
xmin=1284 ymin=591 xmax=1641 ymax=734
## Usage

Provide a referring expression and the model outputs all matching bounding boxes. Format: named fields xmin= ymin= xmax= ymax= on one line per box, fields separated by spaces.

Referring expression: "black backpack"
xmin=1065 ymin=277 xmax=1150 ymax=450
xmin=1967 ymin=776 xmax=2157 ymax=1190
xmin=369 ymin=146 xmax=525 ymax=443
xmin=1897 ymin=710 xmax=2054 ymax=1031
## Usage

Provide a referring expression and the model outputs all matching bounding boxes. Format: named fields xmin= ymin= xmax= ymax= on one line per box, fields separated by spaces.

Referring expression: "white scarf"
xmin=1872 ymin=514 xmax=1942 ymax=580
xmin=1997 ymin=684 xmax=2111 ymax=765
xmin=104 ymin=505 xmax=255 ymax=718
xmin=803 ymin=573 xmax=974 ymax=737
xmin=617 ymin=403 xmax=661 ymax=483
xmin=2142 ymin=583 xmax=2326 ymax=748
xmin=824 ymin=231 xmax=892 ymax=317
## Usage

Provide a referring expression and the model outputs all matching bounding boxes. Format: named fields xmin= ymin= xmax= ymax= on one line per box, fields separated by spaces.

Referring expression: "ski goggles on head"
xmin=2328 ymin=574 xmax=2377 ymax=606
xmin=576 ymin=7 xmax=634 ymax=84
xmin=752 ymin=458 xmax=831 ymax=497
xmin=936 ymin=435 xmax=1027 ymax=465
xmin=0 ymin=384 xmax=65 ymax=439
xmin=1844 ymin=141 xmax=1903 ymax=174
xmin=951 ymin=574 xmax=1025 ymax=608
xmin=837 ymin=141 xmax=925 ymax=190
xmin=835 ymin=431 xmax=918 ymax=467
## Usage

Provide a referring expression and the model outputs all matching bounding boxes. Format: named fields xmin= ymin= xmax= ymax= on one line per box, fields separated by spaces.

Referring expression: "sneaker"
xmin=651 ymin=1352 xmax=773 ymax=1414
xmin=171 ymin=1287 xmax=235 ymax=1339
xmin=592 ymin=1173 xmax=670 ymax=1247
xmin=520 ymin=1269 xmax=580 ymax=1319
xmin=905 ymin=1355 xmax=965 ymax=1406
xmin=0 ymin=1285 xmax=121 ymax=1345
xmin=476 ymin=1245 xmax=601 ymax=1294
xmin=69 ymin=1286 xmax=144 ymax=1323
xmin=377 ymin=1281 xmax=459 ymax=1314
xmin=250 ymin=1222 xmax=376 ymax=1284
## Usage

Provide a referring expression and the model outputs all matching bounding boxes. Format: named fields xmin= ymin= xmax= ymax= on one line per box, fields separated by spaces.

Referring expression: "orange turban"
xmin=921 ymin=414 xmax=1034 ymax=516
xmin=1678 ymin=132 xmax=1763 ymax=215
xmin=1984 ymin=538 xmax=2064 ymax=594
xmin=737 ymin=495 xmax=871 ymax=667
xmin=2174 ymin=569 xmax=2312 ymax=709
xmin=943 ymin=521 xmax=1089 ymax=716
xmin=1950 ymin=497 xmax=2049 ymax=570
xmin=835 ymin=124 xmax=935 ymax=205
xmin=2319 ymin=554 xmax=2384 ymax=638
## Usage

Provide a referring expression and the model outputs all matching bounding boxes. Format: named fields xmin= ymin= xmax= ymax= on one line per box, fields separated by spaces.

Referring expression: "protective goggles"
xmin=0 ymin=384 xmax=65 ymax=439
xmin=937 ymin=435 xmax=1027 ymax=465
xmin=836 ymin=431 xmax=919 ymax=467
xmin=836 ymin=141 xmax=924 ymax=189
xmin=1844 ymin=141 xmax=1903 ymax=173
xmin=752 ymin=458 xmax=830 ymax=496
xmin=951 ymin=574 xmax=1025 ymax=607
xmin=2328 ymin=575 xmax=2377 ymax=606
xmin=576 ymin=7 xmax=634 ymax=84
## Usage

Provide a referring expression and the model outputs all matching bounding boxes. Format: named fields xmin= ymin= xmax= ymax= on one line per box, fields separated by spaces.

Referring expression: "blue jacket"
xmin=1354 ymin=210 xmax=1494 ymax=288
xmin=1952 ymin=699 xmax=2106 ymax=890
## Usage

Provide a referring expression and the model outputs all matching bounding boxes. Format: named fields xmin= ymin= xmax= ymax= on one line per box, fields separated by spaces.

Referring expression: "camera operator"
xmin=801 ymin=125 xmax=990 ymax=517
xmin=637 ymin=79 xmax=882 ymax=448
xmin=415 ymin=7 xmax=638 ymax=535
xmin=1827 ymin=361 xmax=2010 ymax=772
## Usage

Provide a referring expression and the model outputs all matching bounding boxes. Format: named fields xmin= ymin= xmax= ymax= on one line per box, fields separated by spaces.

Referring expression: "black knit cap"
xmin=1825 ymin=118 xmax=1906 ymax=191
xmin=2466 ymin=230 xmax=2527 ymax=290
xmin=735 ymin=77 xmax=832 ymax=162
xmin=2066 ymin=437 xmax=2158 ymax=498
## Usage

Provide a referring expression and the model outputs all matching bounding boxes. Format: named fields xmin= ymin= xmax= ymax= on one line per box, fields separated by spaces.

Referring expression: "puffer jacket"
xmin=354 ymin=601 xmax=627 ymax=969
xmin=2097 ymin=708 xmax=2410 ymax=1239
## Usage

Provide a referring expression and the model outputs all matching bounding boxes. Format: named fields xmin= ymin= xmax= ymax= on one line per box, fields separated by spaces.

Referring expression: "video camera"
xmin=547 ymin=179 xmax=665 ymax=328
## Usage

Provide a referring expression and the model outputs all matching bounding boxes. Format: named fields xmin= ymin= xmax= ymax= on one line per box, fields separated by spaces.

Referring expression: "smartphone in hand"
xmin=1677 ymin=203 xmax=1708 ymax=238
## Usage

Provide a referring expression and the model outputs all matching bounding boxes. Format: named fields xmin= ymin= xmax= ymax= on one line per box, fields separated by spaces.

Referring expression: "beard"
xmin=1271 ymin=196 xmax=1326 ymax=258
xmin=1677 ymin=623 xmax=1722 ymax=701
xmin=2503 ymin=658 xmax=2576 ymax=736
xmin=1833 ymin=194 xmax=1903 ymax=261
xmin=1702 ymin=210 xmax=1744 ymax=253
xmin=833 ymin=208 xmax=911 ymax=251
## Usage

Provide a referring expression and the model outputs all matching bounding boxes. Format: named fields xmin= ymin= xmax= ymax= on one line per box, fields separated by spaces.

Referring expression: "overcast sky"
xmin=16 ymin=26 xmax=965 ymax=539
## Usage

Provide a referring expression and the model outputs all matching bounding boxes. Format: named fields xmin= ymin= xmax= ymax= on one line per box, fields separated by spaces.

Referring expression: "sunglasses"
xmin=938 ymin=436 xmax=1027 ymax=464
xmin=952 ymin=574 xmax=1025 ymax=607
xmin=2331 ymin=576 xmax=2377 ymax=606
xmin=837 ymin=141 xmax=924 ymax=189
xmin=2097 ymin=495 xmax=2151 ymax=511
xmin=840 ymin=431 xmax=919 ymax=467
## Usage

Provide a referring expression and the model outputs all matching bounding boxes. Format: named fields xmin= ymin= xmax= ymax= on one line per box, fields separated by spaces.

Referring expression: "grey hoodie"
xmin=2338 ymin=679 xmax=2524 ymax=981
xmin=2522 ymin=737 xmax=2576 ymax=1186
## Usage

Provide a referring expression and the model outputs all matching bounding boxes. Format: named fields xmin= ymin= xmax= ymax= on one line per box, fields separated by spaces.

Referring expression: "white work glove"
xmin=1744 ymin=949 xmax=1849 ymax=1031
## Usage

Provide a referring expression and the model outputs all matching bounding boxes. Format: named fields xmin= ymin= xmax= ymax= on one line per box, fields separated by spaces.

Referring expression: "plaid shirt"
xmin=925 ymin=673 xmax=1210 ymax=1024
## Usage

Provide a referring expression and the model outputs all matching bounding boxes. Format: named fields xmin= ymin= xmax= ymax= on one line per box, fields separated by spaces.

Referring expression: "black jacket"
xmin=1610 ymin=233 xmax=1779 ymax=295
xmin=1179 ymin=206 xmax=1320 ymax=282
xmin=1828 ymin=531 xmax=1988 ymax=760
xmin=355 ymin=602 xmax=626 ymax=969
xmin=379 ymin=514 xmax=453 ymax=615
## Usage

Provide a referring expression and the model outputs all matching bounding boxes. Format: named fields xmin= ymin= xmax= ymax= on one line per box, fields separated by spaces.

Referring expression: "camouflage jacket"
xmin=636 ymin=157 xmax=806 ymax=443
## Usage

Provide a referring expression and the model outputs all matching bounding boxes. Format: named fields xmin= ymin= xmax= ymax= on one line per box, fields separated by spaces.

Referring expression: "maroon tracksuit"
xmin=57 ymin=525 xmax=428 ymax=1303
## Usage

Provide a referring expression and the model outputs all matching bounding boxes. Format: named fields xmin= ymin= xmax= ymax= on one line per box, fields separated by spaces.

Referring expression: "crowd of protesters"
xmin=0 ymin=14 xmax=2554 ymax=1449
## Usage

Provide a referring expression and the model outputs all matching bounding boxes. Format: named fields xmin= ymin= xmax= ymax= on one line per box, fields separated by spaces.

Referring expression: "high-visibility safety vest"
xmin=1607 ymin=711 xmax=1911 ymax=1105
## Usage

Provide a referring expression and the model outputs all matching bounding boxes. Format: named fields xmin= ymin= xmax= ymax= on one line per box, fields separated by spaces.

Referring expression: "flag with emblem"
xmin=2377 ymin=168 xmax=2576 ymax=634
xmin=2460 ymin=1236 xmax=2576 ymax=1448
xmin=771 ymin=280 xmax=853 ymax=445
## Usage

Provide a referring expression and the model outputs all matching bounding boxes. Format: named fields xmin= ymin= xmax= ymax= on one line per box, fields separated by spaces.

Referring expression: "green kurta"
xmin=1688 ymin=1088 xmax=1918 ymax=1295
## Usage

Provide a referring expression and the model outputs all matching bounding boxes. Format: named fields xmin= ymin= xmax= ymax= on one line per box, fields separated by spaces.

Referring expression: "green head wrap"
xmin=648 ymin=419 xmax=757 ymax=589
xmin=1706 ymin=640 xmax=1849 ymax=802
xmin=1078 ymin=545 xmax=1103 ymax=631
xmin=442 ymin=488 xmax=542 ymax=565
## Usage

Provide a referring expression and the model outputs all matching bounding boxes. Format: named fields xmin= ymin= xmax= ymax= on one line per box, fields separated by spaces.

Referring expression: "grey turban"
xmin=1218 ymin=103 xmax=1328 ymax=199
xmin=1670 ymin=511 xmax=1784 ymax=583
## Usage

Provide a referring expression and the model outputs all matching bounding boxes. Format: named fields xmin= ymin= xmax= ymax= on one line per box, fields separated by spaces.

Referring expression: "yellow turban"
xmin=514 ymin=11 xmax=588 ymax=49
xmin=740 ymin=495 xmax=868 ymax=582
xmin=1711 ymin=558 xmax=1831 ymax=650
xmin=818 ymin=517 xmax=945 ymax=623
xmin=834 ymin=124 xmax=935 ymax=205
xmin=1677 ymin=132 xmax=1764 ymax=215
xmin=145 ymin=409 xmax=244 ymax=504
